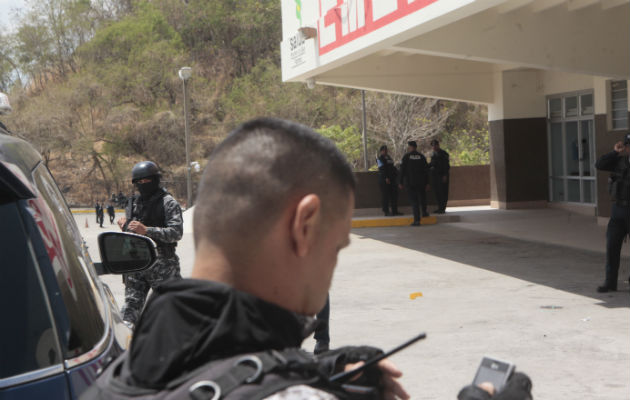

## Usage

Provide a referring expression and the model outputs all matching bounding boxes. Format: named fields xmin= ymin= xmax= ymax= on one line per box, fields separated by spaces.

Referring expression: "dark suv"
xmin=0 ymin=127 xmax=154 ymax=399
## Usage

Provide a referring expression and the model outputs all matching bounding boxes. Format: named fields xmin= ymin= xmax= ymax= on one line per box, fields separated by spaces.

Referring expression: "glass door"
xmin=547 ymin=91 xmax=596 ymax=204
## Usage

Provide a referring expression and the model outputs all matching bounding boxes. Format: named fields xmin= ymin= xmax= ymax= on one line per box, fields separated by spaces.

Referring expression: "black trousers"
xmin=432 ymin=174 xmax=449 ymax=212
xmin=379 ymin=181 xmax=398 ymax=214
xmin=407 ymin=184 xmax=428 ymax=223
xmin=604 ymin=203 xmax=630 ymax=288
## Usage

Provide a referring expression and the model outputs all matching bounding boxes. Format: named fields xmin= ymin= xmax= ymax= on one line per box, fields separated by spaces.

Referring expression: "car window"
xmin=0 ymin=202 xmax=62 ymax=378
xmin=29 ymin=165 xmax=106 ymax=360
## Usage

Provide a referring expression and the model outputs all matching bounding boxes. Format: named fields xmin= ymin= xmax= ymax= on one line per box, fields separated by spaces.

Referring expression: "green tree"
xmin=317 ymin=125 xmax=363 ymax=170
xmin=441 ymin=128 xmax=489 ymax=166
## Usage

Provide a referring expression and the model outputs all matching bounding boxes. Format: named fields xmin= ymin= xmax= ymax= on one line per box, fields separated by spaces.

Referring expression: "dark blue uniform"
xmin=400 ymin=150 xmax=430 ymax=224
xmin=377 ymin=153 xmax=399 ymax=215
xmin=430 ymin=148 xmax=450 ymax=213
xmin=595 ymin=150 xmax=630 ymax=291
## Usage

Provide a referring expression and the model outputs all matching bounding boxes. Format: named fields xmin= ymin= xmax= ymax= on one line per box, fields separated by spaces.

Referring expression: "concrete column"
xmin=488 ymin=69 xmax=548 ymax=209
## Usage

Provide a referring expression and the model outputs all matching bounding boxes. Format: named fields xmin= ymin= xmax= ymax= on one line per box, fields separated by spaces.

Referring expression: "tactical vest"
xmin=84 ymin=348 xmax=382 ymax=400
xmin=126 ymin=189 xmax=176 ymax=251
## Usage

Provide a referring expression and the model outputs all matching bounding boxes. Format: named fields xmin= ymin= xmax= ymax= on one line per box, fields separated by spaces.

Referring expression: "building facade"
xmin=280 ymin=0 xmax=630 ymax=218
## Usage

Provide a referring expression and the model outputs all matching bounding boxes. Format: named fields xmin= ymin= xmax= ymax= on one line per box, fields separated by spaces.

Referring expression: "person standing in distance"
xmin=117 ymin=161 xmax=184 ymax=326
xmin=377 ymin=145 xmax=401 ymax=216
xmin=595 ymin=134 xmax=630 ymax=293
xmin=106 ymin=202 xmax=115 ymax=224
xmin=97 ymin=201 xmax=105 ymax=228
xmin=429 ymin=139 xmax=450 ymax=214
xmin=399 ymin=141 xmax=430 ymax=226
xmin=95 ymin=201 xmax=101 ymax=224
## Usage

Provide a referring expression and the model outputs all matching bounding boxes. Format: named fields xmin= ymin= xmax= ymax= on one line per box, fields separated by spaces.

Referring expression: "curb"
xmin=352 ymin=216 xmax=438 ymax=228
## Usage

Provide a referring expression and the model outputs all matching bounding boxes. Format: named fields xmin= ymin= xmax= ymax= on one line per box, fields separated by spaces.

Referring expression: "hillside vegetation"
xmin=0 ymin=0 xmax=489 ymax=206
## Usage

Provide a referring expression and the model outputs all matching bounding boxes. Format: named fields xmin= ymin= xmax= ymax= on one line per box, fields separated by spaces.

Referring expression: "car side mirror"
xmin=95 ymin=232 xmax=157 ymax=275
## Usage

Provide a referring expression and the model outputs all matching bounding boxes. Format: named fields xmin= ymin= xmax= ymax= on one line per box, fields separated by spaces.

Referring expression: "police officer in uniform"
xmin=595 ymin=135 xmax=630 ymax=293
xmin=377 ymin=145 xmax=401 ymax=216
xmin=118 ymin=161 xmax=184 ymax=325
xmin=399 ymin=141 xmax=430 ymax=226
xmin=429 ymin=139 xmax=450 ymax=214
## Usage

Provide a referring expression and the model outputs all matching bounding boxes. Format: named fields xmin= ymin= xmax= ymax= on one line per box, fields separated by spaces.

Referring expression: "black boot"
xmin=597 ymin=283 xmax=617 ymax=293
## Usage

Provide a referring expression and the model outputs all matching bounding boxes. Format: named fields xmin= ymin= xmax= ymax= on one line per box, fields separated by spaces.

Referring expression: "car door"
xmin=0 ymin=200 xmax=71 ymax=400
xmin=28 ymin=164 xmax=127 ymax=398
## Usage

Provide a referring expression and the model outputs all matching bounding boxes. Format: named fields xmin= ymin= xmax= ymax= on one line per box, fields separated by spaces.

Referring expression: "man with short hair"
xmin=117 ymin=161 xmax=183 ymax=325
xmin=429 ymin=139 xmax=450 ymax=214
xmin=399 ymin=141 xmax=430 ymax=226
xmin=88 ymin=118 xmax=531 ymax=400
xmin=595 ymin=135 xmax=630 ymax=292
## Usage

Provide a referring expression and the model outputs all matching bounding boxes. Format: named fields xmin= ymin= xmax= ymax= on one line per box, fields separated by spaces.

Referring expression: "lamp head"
xmin=179 ymin=67 xmax=192 ymax=81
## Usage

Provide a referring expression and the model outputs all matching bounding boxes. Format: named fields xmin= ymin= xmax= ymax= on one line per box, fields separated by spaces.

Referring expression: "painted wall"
xmin=354 ymin=165 xmax=490 ymax=209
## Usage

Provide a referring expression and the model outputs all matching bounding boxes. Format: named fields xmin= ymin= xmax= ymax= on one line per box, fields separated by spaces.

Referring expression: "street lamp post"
xmin=178 ymin=67 xmax=193 ymax=209
xmin=361 ymin=90 xmax=368 ymax=171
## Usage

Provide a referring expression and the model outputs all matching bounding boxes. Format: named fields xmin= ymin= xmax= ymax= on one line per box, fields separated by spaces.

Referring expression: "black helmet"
xmin=131 ymin=161 xmax=160 ymax=182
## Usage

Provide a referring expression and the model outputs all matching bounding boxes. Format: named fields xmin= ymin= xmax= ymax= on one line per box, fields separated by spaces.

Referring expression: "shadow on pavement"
xmin=354 ymin=224 xmax=630 ymax=309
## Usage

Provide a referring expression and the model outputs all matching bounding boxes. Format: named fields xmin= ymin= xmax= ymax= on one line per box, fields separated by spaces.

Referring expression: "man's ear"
xmin=291 ymin=194 xmax=322 ymax=258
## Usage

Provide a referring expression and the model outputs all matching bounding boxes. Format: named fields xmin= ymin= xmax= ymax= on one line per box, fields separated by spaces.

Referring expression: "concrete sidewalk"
xmin=76 ymin=207 xmax=629 ymax=399
xmin=333 ymin=207 xmax=628 ymax=399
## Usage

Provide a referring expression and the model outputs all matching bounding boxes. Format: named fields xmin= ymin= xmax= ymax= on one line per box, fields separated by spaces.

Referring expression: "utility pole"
xmin=361 ymin=90 xmax=368 ymax=171
xmin=179 ymin=67 xmax=193 ymax=209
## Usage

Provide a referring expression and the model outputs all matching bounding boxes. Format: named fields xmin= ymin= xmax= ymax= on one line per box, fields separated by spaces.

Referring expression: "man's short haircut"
xmin=430 ymin=139 xmax=439 ymax=146
xmin=193 ymin=117 xmax=356 ymax=250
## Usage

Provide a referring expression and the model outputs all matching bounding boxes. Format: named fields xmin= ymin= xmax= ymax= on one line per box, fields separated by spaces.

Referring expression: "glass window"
xmin=582 ymin=180 xmax=594 ymax=204
xmin=580 ymin=94 xmax=593 ymax=116
xmin=567 ymin=179 xmax=580 ymax=202
xmin=30 ymin=165 xmax=105 ymax=360
xmin=551 ymin=178 xmax=565 ymax=202
xmin=549 ymin=98 xmax=562 ymax=119
xmin=547 ymin=91 xmax=596 ymax=205
xmin=550 ymin=123 xmax=563 ymax=177
xmin=565 ymin=122 xmax=579 ymax=176
xmin=611 ymin=80 xmax=628 ymax=130
xmin=565 ymin=96 xmax=578 ymax=118
xmin=0 ymin=202 xmax=61 ymax=378
xmin=580 ymin=120 xmax=594 ymax=177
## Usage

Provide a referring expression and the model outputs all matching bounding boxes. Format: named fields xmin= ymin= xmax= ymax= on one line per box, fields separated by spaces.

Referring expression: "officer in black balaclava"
xmin=117 ymin=161 xmax=184 ymax=327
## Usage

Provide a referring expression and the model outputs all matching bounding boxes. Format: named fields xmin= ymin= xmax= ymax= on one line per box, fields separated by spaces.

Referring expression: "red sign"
xmin=318 ymin=0 xmax=439 ymax=55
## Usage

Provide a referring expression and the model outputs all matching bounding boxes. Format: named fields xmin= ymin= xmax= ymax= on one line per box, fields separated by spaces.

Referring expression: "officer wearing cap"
xmin=595 ymin=134 xmax=630 ymax=293
xmin=399 ymin=141 xmax=430 ymax=226
xmin=117 ymin=161 xmax=184 ymax=325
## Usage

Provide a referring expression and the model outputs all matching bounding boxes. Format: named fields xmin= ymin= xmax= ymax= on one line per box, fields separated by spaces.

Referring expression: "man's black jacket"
xmin=430 ymin=149 xmax=450 ymax=177
xmin=399 ymin=150 xmax=429 ymax=187
xmin=596 ymin=151 xmax=630 ymax=202
xmin=377 ymin=154 xmax=397 ymax=183
xmin=126 ymin=280 xmax=308 ymax=388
